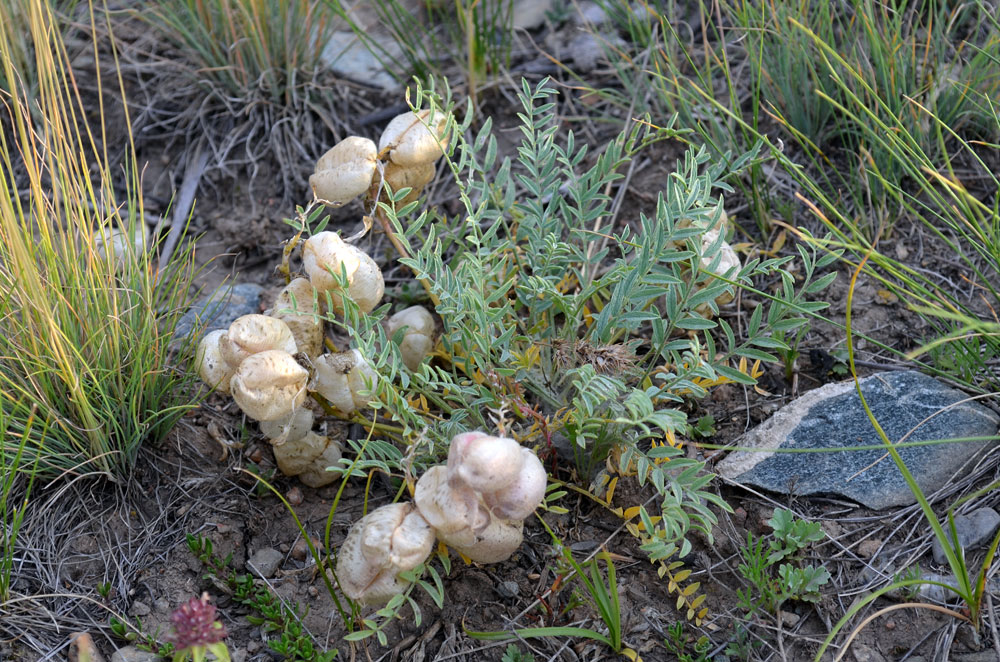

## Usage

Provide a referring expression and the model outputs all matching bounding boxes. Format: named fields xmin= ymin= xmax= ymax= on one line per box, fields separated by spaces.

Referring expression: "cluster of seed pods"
xmin=194 ymin=109 xmax=450 ymax=486
xmin=336 ymin=432 xmax=547 ymax=605
xmin=309 ymin=109 xmax=449 ymax=208
xmin=195 ymin=246 xmax=434 ymax=487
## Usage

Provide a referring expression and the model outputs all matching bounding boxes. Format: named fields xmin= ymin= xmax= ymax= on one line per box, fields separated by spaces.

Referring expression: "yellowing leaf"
xmin=622 ymin=506 xmax=642 ymax=520
xmin=682 ymin=582 xmax=701 ymax=596
xmin=770 ymin=229 xmax=787 ymax=254
xmin=876 ymin=288 xmax=898 ymax=304
xmin=606 ymin=477 xmax=619 ymax=504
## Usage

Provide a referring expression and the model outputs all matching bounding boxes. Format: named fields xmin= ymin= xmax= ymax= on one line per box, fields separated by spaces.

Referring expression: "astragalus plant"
xmin=0 ymin=0 xmax=201 ymax=480
xmin=315 ymin=78 xmax=835 ymax=563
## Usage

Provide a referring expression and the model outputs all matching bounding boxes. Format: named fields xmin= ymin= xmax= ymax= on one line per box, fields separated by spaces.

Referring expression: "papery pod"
xmin=94 ymin=222 xmax=148 ymax=270
xmin=309 ymin=136 xmax=378 ymax=206
xmin=301 ymin=231 xmax=384 ymax=315
xmin=413 ymin=465 xmax=485 ymax=548
xmin=269 ymin=278 xmax=324 ymax=358
xmin=448 ymin=514 xmax=524 ymax=564
xmin=386 ymin=305 xmax=435 ymax=370
xmin=311 ymin=349 xmax=378 ymax=414
xmin=272 ymin=431 xmax=343 ymax=488
xmin=699 ymin=228 xmax=741 ymax=306
xmin=259 ymin=406 xmax=314 ymax=444
xmin=676 ymin=198 xmax=730 ymax=237
xmin=336 ymin=503 xmax=435 ymax=605
xmin=378 ymin=110 xmax=450 ymax=167
xmin=373 ymin=161 xmax=436 ymax=206
xmin=230 ymin=350 xmax=308 ymax=421
xmin=196 ymin=329 xmax=234 ymax=393
xmin=296 ymin=437 xmax=345 ymax=488
xmin=482 ymin=448 xmax=547 ymax=521
xmin=447 ymin=432 xmax=525 ymax=493
xmin=220 ymin=314 xmax=298 ymax=370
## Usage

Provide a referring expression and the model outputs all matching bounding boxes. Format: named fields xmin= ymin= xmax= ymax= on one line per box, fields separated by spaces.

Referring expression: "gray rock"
xmin=512 ymin=0 xmax=554 ymax=30
xmin=932 ymin=507 xmax=1000 ymax=565
xmin=173 ymin=283 xmax=264 ymax=342
xmin=572 ymin=2 xmax=609 ymax=26
xmin=110 ymin=646 xmax=161 ymax=662
xmin=954 ymin=651 xmax=1000 ymax=662
xmin=717 ymin=372 xmax=999 ymax=510
xmin=247 ymin=547 xmax=284 ymax=579
xmin=851 ymin=643 xmax=887 ymax=662
xmin=129 ymin=600 xmax=150 ymax=617
xmin=496 ymin=580 xmax=520 ymax=599
xmin=321 ymin=32 xmax=400 ymax=92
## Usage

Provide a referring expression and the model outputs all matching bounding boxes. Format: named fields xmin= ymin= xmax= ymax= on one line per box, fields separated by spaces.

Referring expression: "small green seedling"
xmin=736 ymin=508 xmax=830 ymax=615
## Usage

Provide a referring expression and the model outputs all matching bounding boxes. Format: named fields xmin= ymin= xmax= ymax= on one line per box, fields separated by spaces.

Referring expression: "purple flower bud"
xmin=170 ymin=593 xmax=227 ymax=649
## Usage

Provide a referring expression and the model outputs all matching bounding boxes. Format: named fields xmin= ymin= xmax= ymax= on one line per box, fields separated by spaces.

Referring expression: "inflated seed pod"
xmin=336 ymin=503 xmax=435 ymax=605
xmin=378 ymin=110 xmax=450 ymax=167
xmin=259 ymin=406 xmax=314 ymax=444
xmin=413 ymin=465 xmax=487 ymax=549
xmin=94 ymin=222 xmax=148 ymax=270
xmin=447 ymin=514 xmax=524 ymax=564
xmin=220 ymin=314 xmax=298 ymax=370
xmin=301 ymin=231 xmax=384 ymax=315
xmin=230 ymin=350 xmax=308 ymax=421
xmin=311 ymin=349 xmax=378 ymax=414
xmin=309 ymin=136 xmax=378 ymax=207
xmin=676 ymin=197 xmax=730 ymax=236
xmin=386 ymin=305 xmax=435 ymax=371
xmin=196 ymin=329 xmax=234 ymax=394
xmin=375 ymin=160 xmax=436 ymax=206
xmin=481 ymin=448 xmax=547 ymax=521
xmin=296 ymin=436 xmax=345 ymax=488
xmin=700 ymin=228 xmax=741 ymax=306
xmin=446 ymin=432 xmax=525 ymax=494
xmin=272 ymin=431 xmax=343 ymax=487
xmin=269 ymin=278 xmax=324 ymax=358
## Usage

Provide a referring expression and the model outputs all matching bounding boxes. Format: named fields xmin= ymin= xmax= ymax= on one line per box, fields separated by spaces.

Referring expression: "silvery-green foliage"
xmin=326 ymin=77 xmax=832 ymax=565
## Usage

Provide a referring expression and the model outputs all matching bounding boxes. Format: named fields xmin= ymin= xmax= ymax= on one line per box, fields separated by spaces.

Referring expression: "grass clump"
xmin=133 ymin=0 xmax=343 ymax=196
xmin=0 ymin=0 xmax=202 ymax=480
xmin=326 ymin=0 xmax=513 ymax=108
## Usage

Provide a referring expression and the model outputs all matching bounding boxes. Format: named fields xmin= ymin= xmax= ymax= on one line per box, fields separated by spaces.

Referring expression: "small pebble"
xmin=496 ymin=580 xmax=520 ymax=599
xmin=932 ymin=508 xmax=1000 ymax=565
xmin=291 ymin=536 xmax=321 ymax=562
xmin=857 ymin=538 xmax=883 ymax=558
xmin=129 ymin=600 xmax=150 ymax=617
xmin=110 ymin=646 xmax=160 ymax=662
xmin=851 ymin=643 xmax=887 ymax=662
xmin=279 ymin=542 xmax=290 ymax=553
xmin=884 ymin=619 xmax=895 ymax=630
xmin=779 ymin=611 xmax=800 ymax=627
xmin=247 ymin=547 xmax=284 ymax=579
xmin=286 ymin=486 xmax=304 ymax=506
xmin=822 ymin=521 xmax=843 ymax=538
xmin=248 ymin=447 xmax=265 ymax=463
xmin=308 ymin=586 xmax=319 ymax=598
